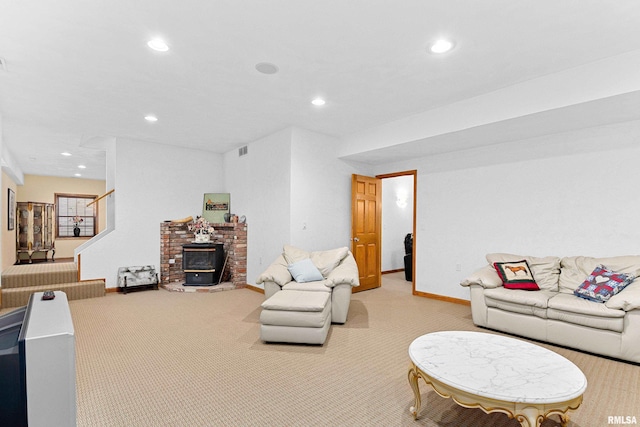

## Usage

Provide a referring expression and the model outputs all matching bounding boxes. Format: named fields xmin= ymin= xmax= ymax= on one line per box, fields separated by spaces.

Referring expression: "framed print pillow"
xmin=493 ymin=260 xmax=540 ymax=290
xmin=573 ymin=264 xmax=635 ymax=303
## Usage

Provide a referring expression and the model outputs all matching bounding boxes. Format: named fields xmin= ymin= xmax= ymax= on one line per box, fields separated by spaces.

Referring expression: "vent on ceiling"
xmin=238 ymin=146 xmax=248 ymax=157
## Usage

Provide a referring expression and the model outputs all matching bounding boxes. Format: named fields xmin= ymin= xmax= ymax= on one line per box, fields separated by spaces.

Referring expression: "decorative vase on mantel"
xmin=194 ymin=233 xmax=210 ymax=244
xmin=73 ymin=226 xmax=81 ymax=237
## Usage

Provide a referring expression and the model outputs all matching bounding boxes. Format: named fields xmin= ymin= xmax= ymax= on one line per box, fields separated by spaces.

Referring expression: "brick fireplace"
xmin=160 ymin=221 xmax=247 ymax=289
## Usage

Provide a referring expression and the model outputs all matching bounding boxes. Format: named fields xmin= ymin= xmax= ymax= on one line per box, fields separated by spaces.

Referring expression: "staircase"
xmin=1 ymin=262 xmax=105 ymax=309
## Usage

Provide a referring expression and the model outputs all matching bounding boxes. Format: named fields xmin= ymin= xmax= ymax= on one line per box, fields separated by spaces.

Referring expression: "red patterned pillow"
xmin=574 ymin=265 xmax=635 ymax=303
xmin=493 ymin=260 xmax=540 ymax=290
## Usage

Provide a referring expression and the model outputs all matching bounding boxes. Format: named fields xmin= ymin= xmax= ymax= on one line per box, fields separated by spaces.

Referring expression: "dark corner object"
xmin=182 ymin=243 xmax=224 ymax=286
xmin=404 ymin=233 xmax=413 ymax=282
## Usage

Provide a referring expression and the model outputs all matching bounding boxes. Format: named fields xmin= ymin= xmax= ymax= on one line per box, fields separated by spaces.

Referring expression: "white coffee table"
xmin=408 ymin=331 xmax=587 ymax=427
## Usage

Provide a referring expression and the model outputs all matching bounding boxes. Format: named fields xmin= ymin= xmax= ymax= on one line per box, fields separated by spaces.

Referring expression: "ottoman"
xmin=260 ymin=290 xmax=331 ymax=345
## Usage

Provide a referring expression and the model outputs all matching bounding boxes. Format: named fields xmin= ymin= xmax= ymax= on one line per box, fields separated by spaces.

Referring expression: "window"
xmin=55 ymin=193 xmax=97 ymax=238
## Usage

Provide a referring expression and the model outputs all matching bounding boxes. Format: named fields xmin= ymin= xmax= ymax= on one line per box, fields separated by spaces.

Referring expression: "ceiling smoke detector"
xmin=255 ymin=62 xmax=279 ymax=75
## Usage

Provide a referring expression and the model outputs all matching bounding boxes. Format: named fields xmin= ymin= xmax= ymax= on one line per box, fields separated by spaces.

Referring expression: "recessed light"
xmin=61 ymin=152 xmax=72 ymax=156
xmin=78 ymin=165 xmax=86 ymax=169
xmin=147 ymin=38 xmax=169 ymax=52
xmin=145 ymin=115 xmax=158 ymax=122
xmin=311 ymin=98 xmax=326 ymax=106
xmin=255 ymin=62 xmax=279 ymax=75
xmin=74 ymin=173 xmax=82 ymax=177
xmin=429 ymin=39 xmax=455 ymax=54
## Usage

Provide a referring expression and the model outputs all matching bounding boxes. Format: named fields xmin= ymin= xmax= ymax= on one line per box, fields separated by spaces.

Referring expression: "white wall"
xmin=224 ymin=126 xmax=364 ymax=288
xmin=373 ymin=123 xmax=640 ymax=300
xmin=76 ymin=116 xmax=640 ymax=300
xmin=224 ymin=128 xmax=293 ymax=287
xmin=289 ymin=128 xmax=355 ymax=251
xmin=79 ymin=138 xmax=224 ymax=287
xmin=79 ymin=126 xmax=363 ymax=290
xmin=381 ymin=175 xmax=413 ymax=271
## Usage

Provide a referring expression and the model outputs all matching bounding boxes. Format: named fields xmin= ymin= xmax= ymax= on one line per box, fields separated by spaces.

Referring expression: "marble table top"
xmin=408 ymin=331 xmax=587 ymax=404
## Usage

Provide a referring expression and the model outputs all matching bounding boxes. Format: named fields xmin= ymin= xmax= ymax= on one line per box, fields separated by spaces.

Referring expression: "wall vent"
xmin=238 ymin=146 xmax=248 ymax=157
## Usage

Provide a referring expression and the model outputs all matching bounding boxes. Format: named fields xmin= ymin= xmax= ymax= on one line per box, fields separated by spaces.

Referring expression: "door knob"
xmin=353 ymin=237 xmax=360 ymax=242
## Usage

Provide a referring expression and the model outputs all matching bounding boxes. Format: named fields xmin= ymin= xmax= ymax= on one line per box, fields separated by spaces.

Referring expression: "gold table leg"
xmin=407 ymin=364 xmax=422 ymax=419
xmin=407 ymin=363 xmax=582 ymax=426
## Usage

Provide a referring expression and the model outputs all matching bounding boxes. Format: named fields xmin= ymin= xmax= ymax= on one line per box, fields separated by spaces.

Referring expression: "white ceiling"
xmin=1 ymin=1 xmax=640 ymax=180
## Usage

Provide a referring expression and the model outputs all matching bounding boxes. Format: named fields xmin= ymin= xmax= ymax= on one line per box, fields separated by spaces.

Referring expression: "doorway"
xmin=351 ymin=171 xmax=416 ymax=293
xmin=378 ymin=171 xmax=416 ymax=294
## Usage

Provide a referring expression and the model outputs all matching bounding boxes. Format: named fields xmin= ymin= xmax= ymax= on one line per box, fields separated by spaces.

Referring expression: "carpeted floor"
xmin=1 ymin=261 xmax=105 ymax=308
xmin=11 ymin=272 xmax=639 ymax=426
xmin=2 ymin=261 xmax=78 ymax=287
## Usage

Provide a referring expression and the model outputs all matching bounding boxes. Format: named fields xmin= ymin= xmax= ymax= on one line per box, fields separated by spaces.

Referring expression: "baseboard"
xmin=106 ymin=287 xmax=119 ymax=293
xmin=244 ymin=284 xmax=264 ymax=294
xmin=382 ymin=269 xmax=405 ymax=274
xmin=82 ymin=277 xmax=105 ymax=283
xmin=413 ymin=290 xmax=470 ymax=306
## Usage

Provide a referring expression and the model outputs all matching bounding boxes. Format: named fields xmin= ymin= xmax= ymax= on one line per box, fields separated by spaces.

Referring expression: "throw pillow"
xmin=310 ymin=247 xmax=349 ymax=277
xmin=573 ymin=265 xmax=636 ymax=303
xmin=287 ymin=258 xmax=324 ymax=283
xmin=487 ymin=253 xmax=561 ymax=292
xmin=493 ymin=260 xmax=540 ymax=290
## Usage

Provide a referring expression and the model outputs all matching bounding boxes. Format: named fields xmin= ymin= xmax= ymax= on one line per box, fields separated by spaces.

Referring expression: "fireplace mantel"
xmin=160 ymin=221 xmax=247 ymax=289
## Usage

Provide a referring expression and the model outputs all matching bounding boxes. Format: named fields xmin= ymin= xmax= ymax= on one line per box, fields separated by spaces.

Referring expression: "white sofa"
xmin=460 ymin=253 xmax=640 ymax=364
xmin=257 ymin=246 xmax=359 ymax=324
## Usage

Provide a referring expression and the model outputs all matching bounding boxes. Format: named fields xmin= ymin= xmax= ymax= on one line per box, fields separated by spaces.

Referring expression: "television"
xmin=0 ymin=305 xmax=27 ymax=426
xmin=0 ymin=291 xmax=76 ymax=427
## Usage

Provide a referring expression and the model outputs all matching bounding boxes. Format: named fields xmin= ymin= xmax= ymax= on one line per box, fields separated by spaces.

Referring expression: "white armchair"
xmin=256 ymin=245 xmax=360 ymax=324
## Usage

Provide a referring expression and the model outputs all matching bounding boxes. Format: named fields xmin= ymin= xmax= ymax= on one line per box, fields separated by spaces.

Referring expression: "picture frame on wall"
xmin=7 ymin=188 xmax=15 ymax=230
xmin=201 ymin=193 xmax=230 ymax=224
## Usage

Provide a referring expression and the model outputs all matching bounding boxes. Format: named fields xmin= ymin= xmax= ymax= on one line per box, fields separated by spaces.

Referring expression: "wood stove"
xmin=182 ymin=243 xmax=224 ymax=285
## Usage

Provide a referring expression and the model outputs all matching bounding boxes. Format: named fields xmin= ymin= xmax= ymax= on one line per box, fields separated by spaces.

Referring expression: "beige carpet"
xmin=1 ymin=261 xmax=105 ymax=308
xmin=2 ymin=261 xmax=78 ymax=287
xmin=30 ymin=273 xmax=640 ymax=426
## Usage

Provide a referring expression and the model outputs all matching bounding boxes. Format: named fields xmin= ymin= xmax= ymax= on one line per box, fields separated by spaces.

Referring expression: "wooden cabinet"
xmin=16 ymin=202 xmax=55 ymax=263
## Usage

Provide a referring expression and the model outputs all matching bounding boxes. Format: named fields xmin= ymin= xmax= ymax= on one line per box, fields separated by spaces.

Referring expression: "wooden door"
xmin=351 ymin=174 xmax=381 ymax=292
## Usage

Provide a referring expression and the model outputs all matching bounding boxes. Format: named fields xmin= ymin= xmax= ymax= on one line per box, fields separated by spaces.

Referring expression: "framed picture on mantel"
xmin=202 ymin=193 xmax=230 ymax=224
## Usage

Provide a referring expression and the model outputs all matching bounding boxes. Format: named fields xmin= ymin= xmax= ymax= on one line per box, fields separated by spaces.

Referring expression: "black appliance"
xmin=404 ymin=233 xmax=413 ymax=281
xmin=182 ymin=243 xmax=224 ymax=285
